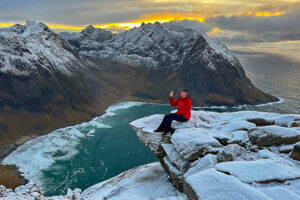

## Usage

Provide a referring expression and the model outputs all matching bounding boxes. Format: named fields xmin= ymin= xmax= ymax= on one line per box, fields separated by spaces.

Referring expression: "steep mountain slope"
xmin=60 ymin=21 xmax=278 ymax=106
xmin=0 ymin=21 xmax=109 ymax=149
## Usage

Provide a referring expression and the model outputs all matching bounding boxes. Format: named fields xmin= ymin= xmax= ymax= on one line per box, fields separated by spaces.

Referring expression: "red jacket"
xmin=169 ymin=96 xmax=192 ymax=120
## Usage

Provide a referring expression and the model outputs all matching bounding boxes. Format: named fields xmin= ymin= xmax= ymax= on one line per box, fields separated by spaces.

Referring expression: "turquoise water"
xmin=41 ymin=102 xmax=174 ymax=196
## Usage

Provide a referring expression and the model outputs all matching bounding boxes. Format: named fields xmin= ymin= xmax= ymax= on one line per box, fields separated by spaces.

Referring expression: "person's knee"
xmin=165 ymin=113 xmax=172 ymax=118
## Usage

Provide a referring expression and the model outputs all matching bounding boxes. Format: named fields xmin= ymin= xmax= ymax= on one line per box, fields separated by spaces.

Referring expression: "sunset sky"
xmin=0 ymin=0 xmax=299 ymax=44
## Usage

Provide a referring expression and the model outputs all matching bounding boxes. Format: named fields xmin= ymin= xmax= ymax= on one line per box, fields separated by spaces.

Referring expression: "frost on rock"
xmin=79 ymin=162 xmax=187 ymax=200
xmin=215 ymin=159 xmax=300 ymax=183
xmin=248 ymin=125 xmax=300 ymax=147
xmin=184 ymin=168 xmax=269 ymax=200
xmin=171 ymin=128 xmax=223 ymax=160
xmin=184 ymin=154 xmax=217 ymax=178
xmin=130 ymin=110 xmax=300 ymax=200
xmin=217 ymin=144 xmax=245 ymax=162
xmin=0 ymin=182 xmax=81 ymax=200
xmin=290 ymin=142 xmax=300 ymax=161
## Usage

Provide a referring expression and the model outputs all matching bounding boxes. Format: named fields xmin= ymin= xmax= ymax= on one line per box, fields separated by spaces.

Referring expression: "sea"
xmin=2 ymin=41 xmax=300 ymax=196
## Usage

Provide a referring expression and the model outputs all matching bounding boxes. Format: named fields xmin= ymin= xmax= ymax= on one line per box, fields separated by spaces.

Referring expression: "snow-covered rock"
xmin=184 ymin=168 xmax=270 ymax=200
xmin=79 ymin=162 xmax=187 ymax=200
xmin=0 ymin=181 xmax=81 ymax=200
xmin=248 ymin=125 xmax=300 ymax=147
xmin=130 ymin=110 xmax=300 ymax=199
xmin=290 ymin=142 xmax=300 ymax=161
xmin=215 ymin=159 xmax=300 ymax=183
xmin=217 ymin=144 xmax=245 ymax=162
xmin=171 ymin=128 xmax=223 ymax=160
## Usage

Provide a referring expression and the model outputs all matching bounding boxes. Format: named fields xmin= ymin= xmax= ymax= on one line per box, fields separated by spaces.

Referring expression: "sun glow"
xmin=254 ymin=11 xmax=285 ymax=17
xmin=94 ymin=12 xmax=205 ymax=31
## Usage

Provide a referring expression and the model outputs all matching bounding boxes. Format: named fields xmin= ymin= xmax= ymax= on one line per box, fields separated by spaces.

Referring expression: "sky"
xmin=0 ymin=0 xmax=300 ymax=44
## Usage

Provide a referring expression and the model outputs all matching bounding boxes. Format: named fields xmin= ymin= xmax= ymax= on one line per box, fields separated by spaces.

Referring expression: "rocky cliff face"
xmin=60 ymin=21 xmax=278 ymax=106
xmin=130 ymin=110 xmax=300 ymax=199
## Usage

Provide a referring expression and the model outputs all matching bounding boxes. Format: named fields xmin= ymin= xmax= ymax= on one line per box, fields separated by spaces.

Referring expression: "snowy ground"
xmin=130 ymin=110 xmax=300 ymax=200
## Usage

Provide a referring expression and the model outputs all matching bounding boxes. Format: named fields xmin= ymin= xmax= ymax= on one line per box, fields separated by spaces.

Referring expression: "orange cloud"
xmin=254 ymin=11 xmax=285 ymax=17
xmin=226 ymin=10 xmax=286 ymax=18
xmin=0 ymin=22 xmax=19 ymax=28
xmin=207 ymin=27 xmax=221 ymax=35
xmin=93 ymin=12 xmax=205 ymax=31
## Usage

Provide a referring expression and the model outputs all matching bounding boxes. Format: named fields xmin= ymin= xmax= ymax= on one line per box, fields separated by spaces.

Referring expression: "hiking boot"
xmin=170 ymin=127 xmax=176 ymax=134
xmin=162 ymin=129 xmax=171 ymax=135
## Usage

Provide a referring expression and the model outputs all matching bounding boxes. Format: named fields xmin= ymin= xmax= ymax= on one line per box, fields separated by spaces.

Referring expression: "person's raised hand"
xmin=170 ymin=90 xmax=174 ymax=97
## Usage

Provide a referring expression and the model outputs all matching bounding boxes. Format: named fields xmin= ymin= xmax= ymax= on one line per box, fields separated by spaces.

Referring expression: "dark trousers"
xmin=157 ymin=113 xmax=188 ymax=132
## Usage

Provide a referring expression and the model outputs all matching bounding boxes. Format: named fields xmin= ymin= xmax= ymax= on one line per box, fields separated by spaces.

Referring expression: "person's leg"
xmin=163 ymin=114 xmax=188 ymax=134
xmin=163 ymin=113 xmax=179 ymax=133
xmin=173 ymin=114 xmax=189 ymax=122
xmin=155 ymin=114 xmax=171 ymax=132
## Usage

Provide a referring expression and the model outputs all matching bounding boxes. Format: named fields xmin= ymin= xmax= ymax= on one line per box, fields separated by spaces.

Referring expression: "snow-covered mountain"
xmin=60 ymin=21 xmax=278 ymax=106
xmin=0 ymin=21 xmax=96 ymax=76
xmin=60 ymin=21 xmax=239 ymax=70
xmin=0 ymin=21 xmax=106 ymax=150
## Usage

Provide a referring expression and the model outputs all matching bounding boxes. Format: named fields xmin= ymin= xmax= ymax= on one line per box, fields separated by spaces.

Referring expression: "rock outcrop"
xmin=129 ymin=110 xmax=300 ymax=199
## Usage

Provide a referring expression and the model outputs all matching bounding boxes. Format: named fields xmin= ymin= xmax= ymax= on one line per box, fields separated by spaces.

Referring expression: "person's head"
xmin=180 ymin=88 xmax=188 ymax=98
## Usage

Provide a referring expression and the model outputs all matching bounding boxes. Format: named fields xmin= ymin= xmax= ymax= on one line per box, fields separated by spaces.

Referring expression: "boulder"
xmin=290 ymin=142 xmax=300 ymax=161
xmin=183 ymin=168 xmax=269 ymax=200
xmin=228 ymin=130 xmax=249 ymax=146
xmin=274 ymin=115 xmax=300 ymax=127
xmin=171 ymin=128 xmax=223 ymax=161
xmin=161 ymin=144 xmax=191 ymax=171
xmin=184 ymin=154 xmax=217 ymax=178
xmin=215 ymin=159 xmax=300 ymax=183
xmin=248 ymin=125 xmax=300 ymax=147
xmin=217 ymin=144 xmax=245 ymax=162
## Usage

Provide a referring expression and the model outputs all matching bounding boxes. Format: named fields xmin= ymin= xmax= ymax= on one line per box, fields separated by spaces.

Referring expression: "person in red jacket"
xmin=154 ymin=88 xmax=192 ymax=135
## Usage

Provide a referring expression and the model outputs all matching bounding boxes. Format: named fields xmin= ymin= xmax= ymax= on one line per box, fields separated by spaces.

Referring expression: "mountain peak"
xmin=81 ymin=24 xmax=95 ymax=34
xmin=80 ymin=25 xmax=113 ymax=42
xmin=22 ymin=20 xmax=51 ymax=37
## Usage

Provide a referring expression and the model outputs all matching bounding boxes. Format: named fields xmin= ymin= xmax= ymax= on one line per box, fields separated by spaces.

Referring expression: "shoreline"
xmin=0 ymin=95 xmax=165 ymax=190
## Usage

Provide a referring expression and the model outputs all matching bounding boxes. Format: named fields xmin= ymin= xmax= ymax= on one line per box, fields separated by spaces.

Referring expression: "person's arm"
xmin=169 ymin=96 xmax=179 ymax=107
xmin=169 ymin=89 xmax=178 ymax=107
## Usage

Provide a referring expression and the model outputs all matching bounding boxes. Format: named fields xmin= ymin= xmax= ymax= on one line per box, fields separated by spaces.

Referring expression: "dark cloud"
xmin=206 ymin=12 xmax=300 ymax=33
xmin=170 ymin=20 xmax=212 ymax=32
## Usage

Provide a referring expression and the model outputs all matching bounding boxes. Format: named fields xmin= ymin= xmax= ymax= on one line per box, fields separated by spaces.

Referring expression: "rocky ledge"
xmin=129 ymin=110 xmax=300 ymax=200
